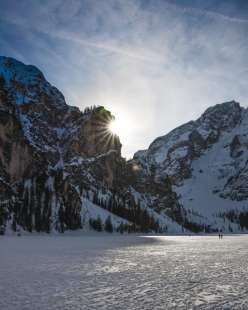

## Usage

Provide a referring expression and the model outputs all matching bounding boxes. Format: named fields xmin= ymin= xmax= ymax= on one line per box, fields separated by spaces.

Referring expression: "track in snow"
xmin=1 ymin=234 xmax=248 ymax=309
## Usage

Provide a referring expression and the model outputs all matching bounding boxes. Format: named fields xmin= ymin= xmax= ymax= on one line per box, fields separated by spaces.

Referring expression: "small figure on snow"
xmin=218 ymin=229 xmax=223 ymax=239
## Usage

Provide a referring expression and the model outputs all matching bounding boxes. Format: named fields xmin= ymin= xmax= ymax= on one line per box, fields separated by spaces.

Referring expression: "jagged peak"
xmin=198 ymin=100 xmax=242 ymax=131
xmin=0 ymin=56 xmax=45 ymax=84
xmin=200 ymin=100 xmax=241 ymax=119
xmin=0 ymin=56 xmax=66 ymax=107
xmin=133 ymin=101 xmax=244 ymax=165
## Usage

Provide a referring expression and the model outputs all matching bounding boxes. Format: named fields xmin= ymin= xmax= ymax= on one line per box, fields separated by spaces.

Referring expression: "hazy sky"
xmin=1 ymin=0 xmax=248 ymax=158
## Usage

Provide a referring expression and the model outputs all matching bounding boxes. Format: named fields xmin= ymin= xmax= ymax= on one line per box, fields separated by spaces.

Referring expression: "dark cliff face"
xmin=0 ymin=57 xmax=123 ymax=233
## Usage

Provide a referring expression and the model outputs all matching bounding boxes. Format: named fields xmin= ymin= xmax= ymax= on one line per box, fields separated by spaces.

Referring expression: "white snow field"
xmin=1 ymin=235 xmax=248 ymax=310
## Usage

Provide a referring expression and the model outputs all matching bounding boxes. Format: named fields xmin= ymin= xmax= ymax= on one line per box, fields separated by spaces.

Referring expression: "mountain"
xmin=133 ymin=101 xmax=248 ymax=232
xmin=0 ymin=56 xmax=180 ymax=235
xmin=0 ymin=56 xmax=247 ymax=235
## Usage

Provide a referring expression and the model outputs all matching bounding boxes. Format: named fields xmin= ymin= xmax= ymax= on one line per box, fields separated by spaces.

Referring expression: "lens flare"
xmin=108 ymin=119 xmax=119 ymax=135
xmin=107 ymin=112 xmax=135 ymax=155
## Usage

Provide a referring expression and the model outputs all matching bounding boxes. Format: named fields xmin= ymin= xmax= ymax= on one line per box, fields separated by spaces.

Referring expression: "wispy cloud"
xmin=162 ymin=1 xmax=248 ymax=24
xmin=48 ymin=30 xmax=165 ymax=64
xmin=0 ymin=0 xmax=248 ymax=158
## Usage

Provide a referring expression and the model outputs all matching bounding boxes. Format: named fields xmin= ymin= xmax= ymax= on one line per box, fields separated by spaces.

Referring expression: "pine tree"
xmin=58 ymin=206 xmax=65 ymax=233
xmin=118 ymin=222 xmax=124 ymax=234
xmin=104 ymin=216 xmax=113 ymax=233
xmin=35 ymin=206 xmax=42 ymax=232
xmin=12 ymin=215 xmax=17 ymax=232
xmin=96 ymin=216 xmax=102 ymax=232
xmin=0 ymin=205 xmax=6 ymax=235
xmin=89 ymin=217 xmax=102 ymax=231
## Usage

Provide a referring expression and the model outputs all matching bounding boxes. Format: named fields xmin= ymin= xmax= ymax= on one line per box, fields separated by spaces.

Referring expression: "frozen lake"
xmin=1 ymin=234 xmax=248 ymax=310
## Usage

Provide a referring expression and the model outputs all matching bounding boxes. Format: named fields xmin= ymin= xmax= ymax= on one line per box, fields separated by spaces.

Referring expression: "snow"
xmin=169 ymin=145 xmax=188 ymax=159
xmin=132 ymin=101 xmax=248 ymax=231
xmin=53 ymin=127 xmax=66 ymax=139
xmin=0 ymin=56 xmax=44 ymax=106
xmin=45 ymin=176 xmax=54 ymax=191
xmin=129 ymin=187 xmax=185 ymax=233
xmin=81 ymin=197 xmax=130 ymax=228
xmin=69 ymin=150 xmax=119 ymax=167
xmin=173 ymin=117 xmax=248 ymax=229
xmin=1 ymin=235 xmax=248 ymax=309
xmin=0 ymin=57 xmax=43 ymax=86
xmin=145 ymin=121 xmax=195 ymax=164
xmin=0 ymin=56 xmax=66 ymax=108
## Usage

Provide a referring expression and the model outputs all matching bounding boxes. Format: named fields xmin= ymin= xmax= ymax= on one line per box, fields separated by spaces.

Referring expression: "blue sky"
xmin=0 ymin=0 xmax=248 ymax=158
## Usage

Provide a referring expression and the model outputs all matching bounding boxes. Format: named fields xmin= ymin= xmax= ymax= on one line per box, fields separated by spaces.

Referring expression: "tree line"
xmin=87 ymin=191 xmax=164 ymax=233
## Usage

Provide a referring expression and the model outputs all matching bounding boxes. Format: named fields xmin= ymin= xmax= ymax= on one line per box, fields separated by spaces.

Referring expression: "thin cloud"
xmin=0 ymin=0 xmax=247 ymax=158
xmin=161 ymin=1 xmax=248 ymax=24
xmin=47 ymin=30 xmax=165 ymax=64
xmin=0 ymin=13 xmax=164 ymax=64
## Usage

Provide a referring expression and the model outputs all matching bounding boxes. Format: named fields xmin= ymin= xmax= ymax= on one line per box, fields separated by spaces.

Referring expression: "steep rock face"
xmin=0 ymin=56 xmax=124 ymax=233
xmin=0 ymin=111 xmax=43 ymax=182
xmin=16 ymin=171 xmax=82 ymax=233
xmin=0 ymin=56 xmax=121 ymax=168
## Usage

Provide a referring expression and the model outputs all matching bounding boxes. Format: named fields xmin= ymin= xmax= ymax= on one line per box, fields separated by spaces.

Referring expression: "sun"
xmin=106 ymin=109 xmax=135 ymax=153
xmin=108 ymin=117 xmax=130 ymax=141
xmin=108 ymin=119 xmax=120 ymax=135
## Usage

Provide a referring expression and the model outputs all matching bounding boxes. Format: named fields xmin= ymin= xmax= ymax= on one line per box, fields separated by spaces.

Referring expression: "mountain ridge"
xmin=0 ymin=56 xmax=247 ymax=235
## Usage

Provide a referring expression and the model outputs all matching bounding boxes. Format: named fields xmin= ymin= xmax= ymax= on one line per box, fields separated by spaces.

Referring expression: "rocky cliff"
xmin=0 ymin=56 xmax=123 ymax=234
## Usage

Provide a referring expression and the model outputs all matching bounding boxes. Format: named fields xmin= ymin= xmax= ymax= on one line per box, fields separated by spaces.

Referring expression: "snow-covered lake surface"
xmin=1 ymin=234 xmax=248 ymax=310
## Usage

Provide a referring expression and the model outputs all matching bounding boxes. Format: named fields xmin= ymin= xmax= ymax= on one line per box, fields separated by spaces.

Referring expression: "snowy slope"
xmin=133 ymin=101 xmax=248 ymax=231
xmin=81 ymin=197 xmax=130 ymax=228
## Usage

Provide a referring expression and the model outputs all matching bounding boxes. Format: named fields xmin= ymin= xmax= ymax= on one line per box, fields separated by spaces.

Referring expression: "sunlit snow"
xmin=1 ymin=235 xmax=248 ymax=309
